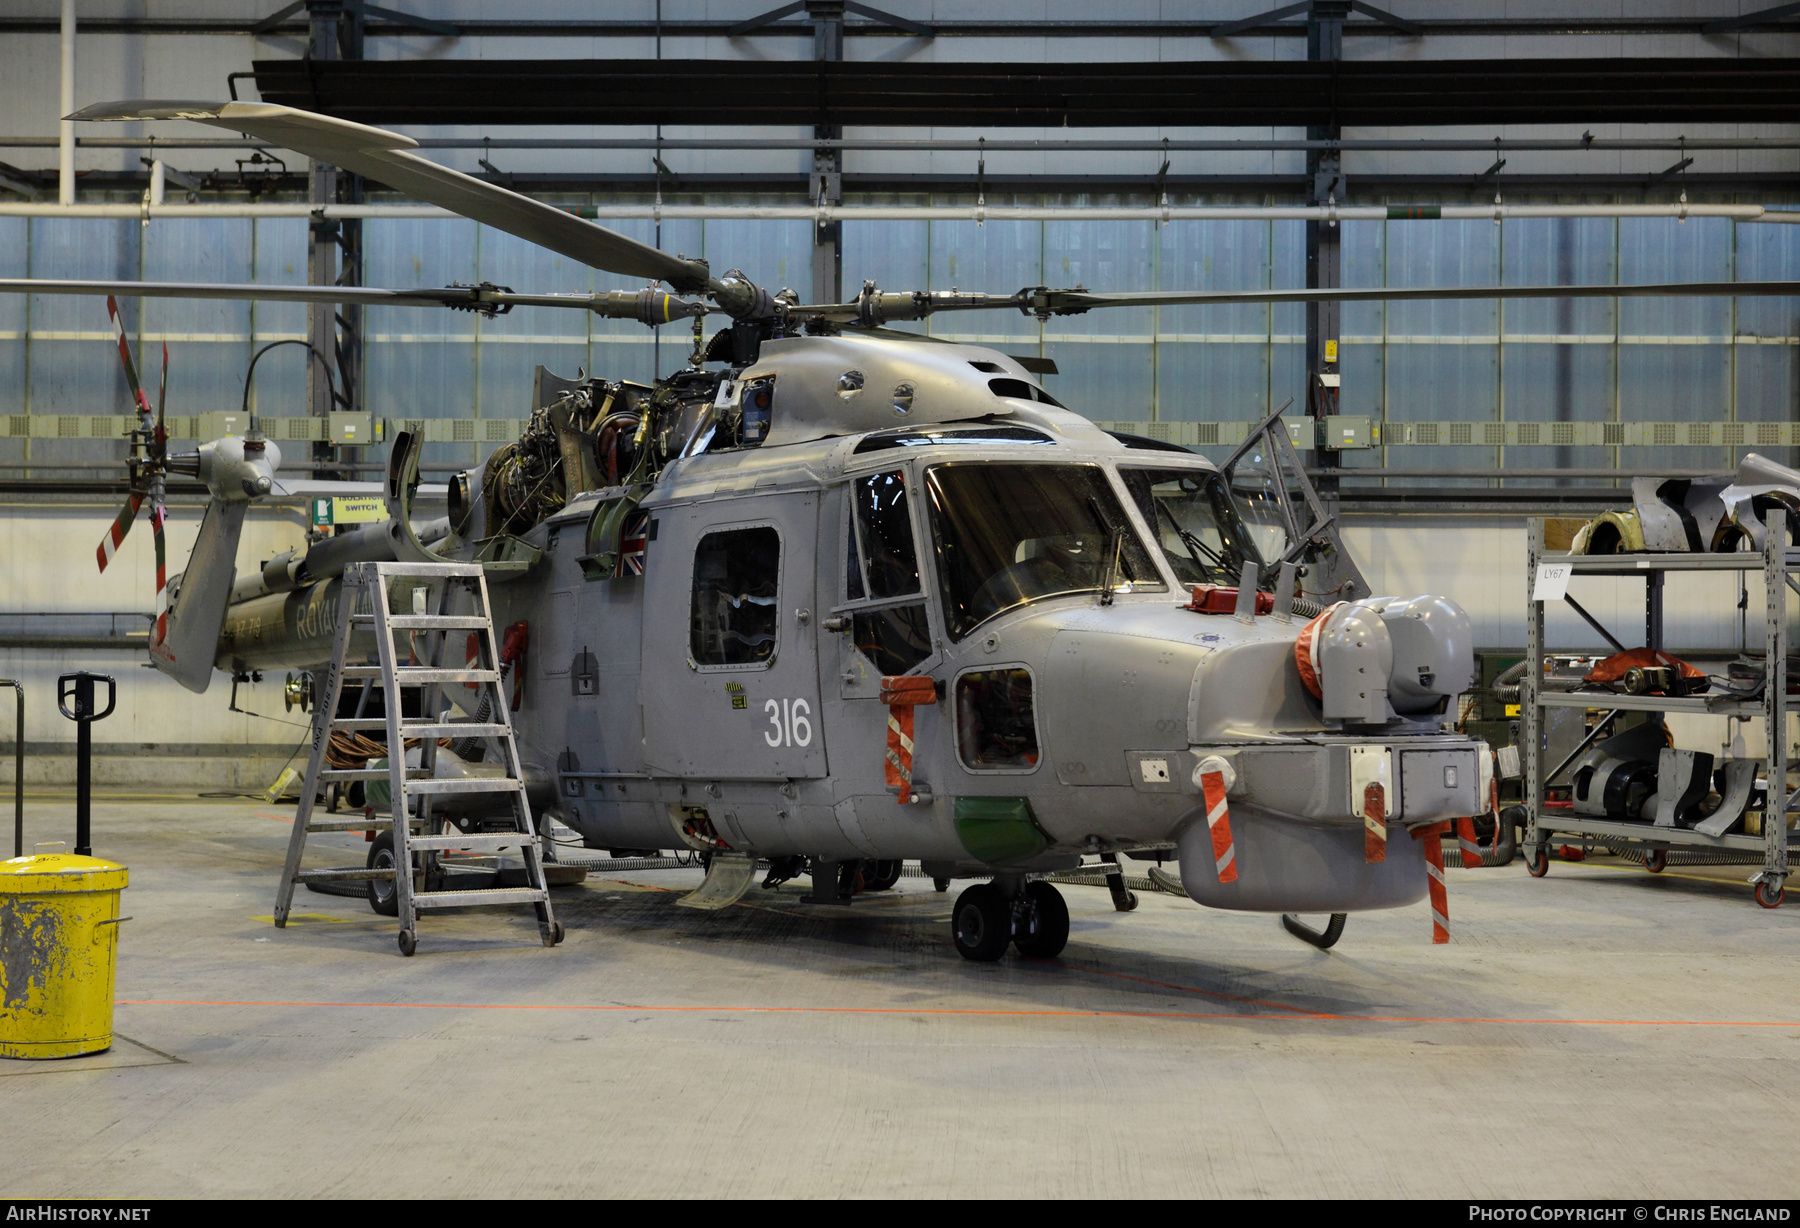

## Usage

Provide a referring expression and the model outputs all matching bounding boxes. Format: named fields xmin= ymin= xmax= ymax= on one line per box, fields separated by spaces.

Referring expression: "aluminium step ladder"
xmin=273 ymin=560 xmax=562 ymax=956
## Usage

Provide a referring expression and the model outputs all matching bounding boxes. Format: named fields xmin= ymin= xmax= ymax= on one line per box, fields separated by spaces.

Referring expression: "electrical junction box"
xmin=197 ymin=411 xmax=250 ymax=439
xmin=1320 ymin=415 xmax=1374 ymax=450
xmin=1285 ymin=421 xmax=1311 ymax=450
xmin=329 ymin=412 xmax=378 ymax=445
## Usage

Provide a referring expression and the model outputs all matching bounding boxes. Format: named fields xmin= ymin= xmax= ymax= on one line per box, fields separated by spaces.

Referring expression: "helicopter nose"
xmin=1040 ymin=626 xmax=1210 ymax=785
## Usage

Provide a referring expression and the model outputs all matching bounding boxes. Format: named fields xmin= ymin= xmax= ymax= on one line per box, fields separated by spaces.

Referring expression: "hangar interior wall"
xmin=5 ymin=214 xmax=1800 ymax=477
xmin=3 ymin=3 xmax=1800 ymax=785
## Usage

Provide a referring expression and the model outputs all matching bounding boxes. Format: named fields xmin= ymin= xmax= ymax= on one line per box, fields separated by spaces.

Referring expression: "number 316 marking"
xmin=764 ymin=697 xmax=814 ymax=748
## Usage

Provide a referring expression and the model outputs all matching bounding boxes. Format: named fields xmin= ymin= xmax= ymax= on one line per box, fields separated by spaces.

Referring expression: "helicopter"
xmin=8 ymin=100 xmax=1792 ymax=961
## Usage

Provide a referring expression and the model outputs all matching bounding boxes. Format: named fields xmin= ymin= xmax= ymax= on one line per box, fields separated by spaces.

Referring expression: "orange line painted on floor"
xmin=1039 ymin=959 xmax=1337 ymax=1018
xmin=113 ymin=998 xmax=1800 ymax=1029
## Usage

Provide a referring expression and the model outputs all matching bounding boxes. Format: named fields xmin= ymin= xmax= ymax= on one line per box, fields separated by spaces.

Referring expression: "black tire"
xmin=863 ymin=860 xmax=903 ymax=891
xmin=1014 ymin=881 xmax=1070 ymax=959
xmin=952 ymin=883 xmax=1012 ymax=961
xmin=932 ymin=877 xmax=950 ymax=893
xmin=367 ymin=830 xmax=400 ymax=917
xmin=397 ymin=929 xmax=416 ymax=957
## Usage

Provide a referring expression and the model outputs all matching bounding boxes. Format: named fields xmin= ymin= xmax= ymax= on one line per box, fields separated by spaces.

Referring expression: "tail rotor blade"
xmin=96 ymin=490 xmax=144 ymax=572
xmin=105 ymin=295 xmax=151 ymax=418
xmin=150 ymin=500 xmax=169 ymax=646
xmin=155 ymin=342 xmax=169 ymax=455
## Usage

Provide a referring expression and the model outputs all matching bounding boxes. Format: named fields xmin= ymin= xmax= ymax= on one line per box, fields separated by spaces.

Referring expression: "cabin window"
xmin=956 ymin=668 xmax=1040 ymax=770
xmin=690 ymin=526 xmax=780 ymax=667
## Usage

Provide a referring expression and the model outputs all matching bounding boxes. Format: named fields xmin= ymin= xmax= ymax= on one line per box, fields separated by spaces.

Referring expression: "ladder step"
xmin=294 ymin=866 xmax=395 ymax=882
xmin=353 ymin=614 xmax=492 ymax=630
xmin=306 ymin=817 xmax=404 ymax=833
xmin=403 ymin=777 xmax=523 ymax=795
xmin=393 ymin=667 xmax=501 ymax=683
xmin=340 ymin=665 xmax=502 ymax=684
xmin=370 ymin=561 xmax=486 ymax=578
xmin=409 ymin=833 xmax=529 ymax=851
xmin=412 ymin=887 xmax=546 ymax=909
xmin=328 ymin=719 xmax=511 ymax=739
xmin=320 ymin=767 xmax=432 ymax=781
xmin=403 ymin=723 xmax=512 ymax=739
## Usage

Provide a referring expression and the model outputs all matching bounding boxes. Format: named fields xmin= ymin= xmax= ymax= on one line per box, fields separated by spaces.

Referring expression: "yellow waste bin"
xmin=0 ymin=851 xmax=129 ymax=1059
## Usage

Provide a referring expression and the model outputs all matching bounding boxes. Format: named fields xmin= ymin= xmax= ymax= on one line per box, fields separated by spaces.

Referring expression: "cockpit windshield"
xmin=1118 ymin=466 xmax=1290 ymax=588
xmin=925 ymin=463 xmax=1162 ymax=640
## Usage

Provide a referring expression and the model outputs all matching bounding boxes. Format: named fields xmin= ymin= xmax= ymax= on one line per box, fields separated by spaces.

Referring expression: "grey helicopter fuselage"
xmin=205 ymin=328 xmax=1487 ymax=915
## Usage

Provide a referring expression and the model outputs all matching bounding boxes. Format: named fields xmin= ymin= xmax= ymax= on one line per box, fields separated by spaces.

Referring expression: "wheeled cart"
xmin=1522 ymin=511 xmax=1792 ymax=908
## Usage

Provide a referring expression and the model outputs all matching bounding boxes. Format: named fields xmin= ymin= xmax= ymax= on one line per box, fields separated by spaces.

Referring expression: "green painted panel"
xmin=953 ymin=796 xmax=1049 ymax=865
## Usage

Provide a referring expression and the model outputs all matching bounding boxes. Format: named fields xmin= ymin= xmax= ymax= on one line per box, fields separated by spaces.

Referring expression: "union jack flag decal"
xmin=615 ymin=511 xmax=650 ymax=578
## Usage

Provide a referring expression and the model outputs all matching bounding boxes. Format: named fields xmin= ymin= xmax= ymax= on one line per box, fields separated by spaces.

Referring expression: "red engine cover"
xmin=1186 ymin=584 xmax=1273 ymax=615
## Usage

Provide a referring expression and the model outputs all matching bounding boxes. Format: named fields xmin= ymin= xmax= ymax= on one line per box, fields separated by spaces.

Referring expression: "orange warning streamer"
xmin=1364 ymin=783 xmax=1387 ymax=864
xmin=1412 ymin=820 xmax=1454 ymax=944
xmin=1200 ymin=769 xmax=1237 ymax=883
xmin=880 ymin=675 xmax=936 ymax=805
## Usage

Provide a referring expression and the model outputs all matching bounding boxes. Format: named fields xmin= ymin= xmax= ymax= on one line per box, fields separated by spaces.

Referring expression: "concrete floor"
xmin=4 ymin=793 xmax=1799 ymax=1199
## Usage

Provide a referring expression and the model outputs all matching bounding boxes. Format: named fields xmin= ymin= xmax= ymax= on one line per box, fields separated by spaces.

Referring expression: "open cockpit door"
xmin=1221 ymin=403 xmax=1370 ymax=604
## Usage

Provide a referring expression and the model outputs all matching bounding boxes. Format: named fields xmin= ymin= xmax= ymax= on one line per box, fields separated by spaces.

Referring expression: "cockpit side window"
xmin=840 ymin=470 xmax=933 ymax=676
xmin=1118 ymin=466 xmax=1287 ymax=588
xmin=852 ymin=470 xmax=921 ymax=599
xmin=691 ymin=526 xmax=780 ymax=667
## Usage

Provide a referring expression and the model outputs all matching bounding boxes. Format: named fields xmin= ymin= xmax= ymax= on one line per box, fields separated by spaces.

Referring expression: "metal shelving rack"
xmin=1523 ymin=511 xmax=1792 ymax=906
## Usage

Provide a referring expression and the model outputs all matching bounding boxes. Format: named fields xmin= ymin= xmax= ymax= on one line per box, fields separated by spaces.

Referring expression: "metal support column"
xmin=304 ymin=1 xmax=364 ymax=479
xmin=1764 ymin=510 xmax=1788 ymax=885
xmin=1523 ymin=518 xmax=1545 ymax=863
xmin=1304 ymin=2 xmax=1347 ymax=509
xmin=809 ymin=1 xmax=844 ymax=306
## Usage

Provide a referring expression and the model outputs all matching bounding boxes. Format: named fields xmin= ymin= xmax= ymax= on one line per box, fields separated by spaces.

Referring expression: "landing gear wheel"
xmin=1013 ymin=881 xmax=1070 ymax=959
xmin=862 ymin=860 xmax=903 ymax=891
xmin=1756 ymin=878 xmax=1786 ymax=909
xmin=1644 ymin=848 xmax=1668 ymax=874
xmin=367 ymin=830 xmax=400 ymax=917
xmin=951 ymin=883 xmax=1012 ymax=962
xmin=1527 ymin=846 xmax=1550 ymax=878
xmin=397 ymin=929 xmax=416 ymax=957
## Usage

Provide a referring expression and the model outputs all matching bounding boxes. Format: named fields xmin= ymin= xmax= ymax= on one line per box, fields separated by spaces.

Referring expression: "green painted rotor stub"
xmin=953 ymin=796 xmax=1049 ymax=865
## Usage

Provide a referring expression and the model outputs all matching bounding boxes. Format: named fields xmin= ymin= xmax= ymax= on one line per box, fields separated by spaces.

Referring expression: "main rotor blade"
xmin=1029 ymin=280 xmax=1800 ymax=312
xmin=0 ymin=278 xmax=705 ymax=320
xmin=67 ymin=101 xmax=713 ymax=294
xmin=801 ymin=279 xmax=1800 ymax=325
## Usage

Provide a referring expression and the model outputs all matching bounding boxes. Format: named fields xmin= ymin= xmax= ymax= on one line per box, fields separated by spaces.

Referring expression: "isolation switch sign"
xmin=1532 ymin=562 xmax=1572 ymax=602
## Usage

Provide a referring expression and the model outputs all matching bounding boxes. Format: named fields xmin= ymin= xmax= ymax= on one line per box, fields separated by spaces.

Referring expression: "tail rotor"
xmin=96 ymin=295 xmax=173 ymax=647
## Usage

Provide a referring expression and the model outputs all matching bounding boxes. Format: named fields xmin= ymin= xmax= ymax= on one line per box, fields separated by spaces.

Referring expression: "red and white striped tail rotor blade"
xmin=150 ymin=500 xmax=169 ymax=646
xmin=96 ymin=491 xmax=144 ymax=573
xmin=105 ymin=295 xmax=151 ymax=419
